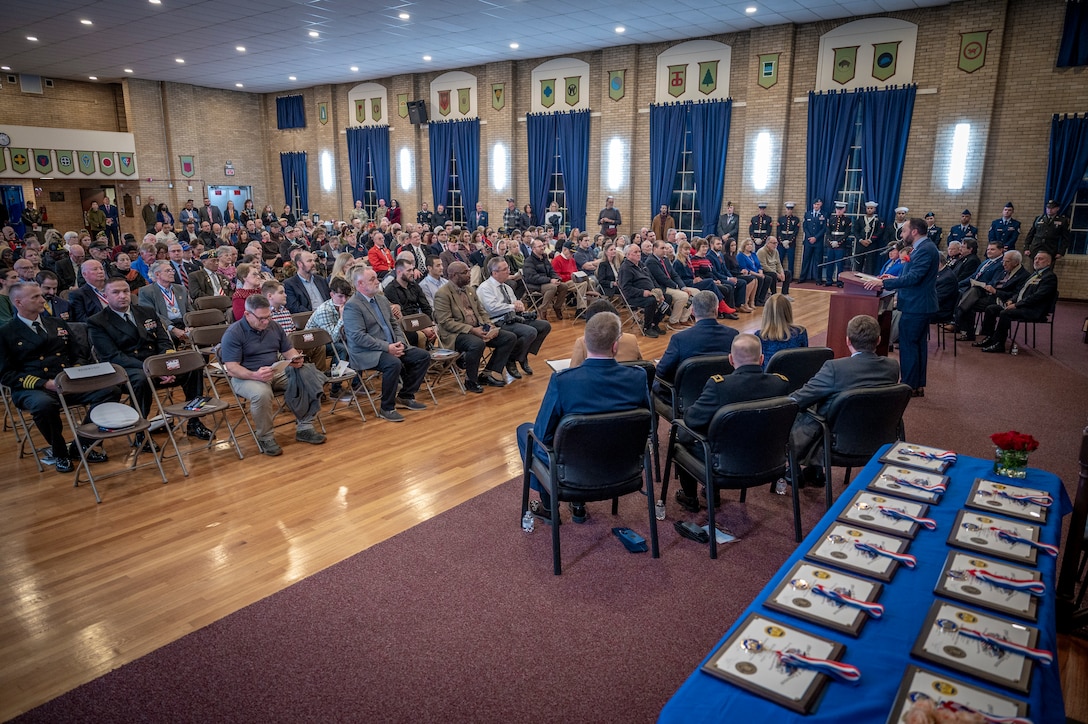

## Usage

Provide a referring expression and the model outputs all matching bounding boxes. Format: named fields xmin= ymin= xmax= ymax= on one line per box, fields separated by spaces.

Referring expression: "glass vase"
xmin=993 ymin=448 xmax=1029 ymax=479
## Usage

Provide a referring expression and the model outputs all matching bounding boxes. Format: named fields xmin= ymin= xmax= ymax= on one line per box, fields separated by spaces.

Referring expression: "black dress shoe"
xmin=981 ymin=343 xmax=1005 ymax=353
xmin=675 ymin=489 xmax=701 ymax=513
xmin=643 ymin=327 xmax=660 ymax=338
xmin=187 ymin=420 xmax=214 ymax=440
xmin=505 ymin=364 xmax=522 ymax=380
xmin=519 ymin=361 xmax=534 ymax=376
xmin=54 ymin=457 xmax=74 ymax=474
xmin=71 ymin=443 xmax=108 ymax=463
xmin=132 ymin=433 xmax=155 ymax=453
xmin=465 ymin=381 xmax=485 ymax=394
xmin=801 ymin=465 xmax=826 ymax=488
xmin=911 ymin=388 xmax=925 ymax=398
xmin=479 ymin=374 xmax=505 ymax=388
xmin=972 ymin=336 xmax=994 ymax=348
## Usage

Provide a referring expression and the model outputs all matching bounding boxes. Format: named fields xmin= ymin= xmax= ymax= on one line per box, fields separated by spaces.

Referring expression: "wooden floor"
xmin=1 ymin=287 xmax=1084 ymax=722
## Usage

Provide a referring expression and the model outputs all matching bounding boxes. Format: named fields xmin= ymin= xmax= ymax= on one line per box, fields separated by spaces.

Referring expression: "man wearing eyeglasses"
xmin=220 ymin=293 xmax=327 ymax=456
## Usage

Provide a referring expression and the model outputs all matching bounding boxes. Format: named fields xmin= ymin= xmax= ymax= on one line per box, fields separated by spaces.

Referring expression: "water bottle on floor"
xmin=522 ymin=510 xmax=535 ymax=533
xmin=655 ymin=500 xmax=666 ymax=520
xmin=1010 ymin=343 xmax=1019 ymax=356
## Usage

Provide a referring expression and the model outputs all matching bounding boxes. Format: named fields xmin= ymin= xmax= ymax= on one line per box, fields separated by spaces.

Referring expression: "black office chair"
xmin=662 ymin=396 xmax=801 ymax=558
xmin=653 ymin=355 xmax=733 ymax=426
xmin=1011 ymin=297 xmax=1058 ymax=356
xmin=520 ymin=409 xmax=658 ymax=575
xmin=803 ymin=383 xmax=913 ymax=509
xmin=765 ymin=347 xmax=833 ymax=394
xmin=623 ymin=359 xmax=659 ymax=483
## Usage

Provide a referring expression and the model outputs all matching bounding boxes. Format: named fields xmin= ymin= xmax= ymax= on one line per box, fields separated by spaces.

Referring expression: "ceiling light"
xmin=399 ymin=12 xmax=410 ymax=19
xmin=88 ymin=76 xmax=97 ymax=80
xmin=149 ymin=0 xmax=161 ymax=4
xmin=350 ymin=66 xmax=359 ymax=72
xmin=80 ymin=19 xmax=93 ymax=25
xmin=27 ymin=36 xmax=38 ymax=42
xmin=615 ymin=26 xmax=625 ymax=33
xmin=308 ymin=30 xmax=319 ymax=37
xmin=746 ymin=6 xmax=757 ymax=13
xmin=422 ymin=55 xmax=431 ymax=61
xmin=175 ymin=58 xmax=185 ymax=63
xmin=509 ymin=42 xmax=519 ymax=49
xmin=236 ymin=46 xmax=245 ymax=52
xmin=1 ymin=66 xmax=10 ymax=71
xmin=124 ymin=68 xmax=133 ymax=73
xmin=289 ymin=75 xmax=297 ymax=81
xmin=236 ymin=83 xmax=244 ymax=88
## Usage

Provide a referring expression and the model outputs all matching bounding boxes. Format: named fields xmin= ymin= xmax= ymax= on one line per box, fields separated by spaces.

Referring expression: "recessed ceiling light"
xmin=27 ymin=36 xmax=38 ymax=42
xmin=422 ymin=55 xmax=431 ymax=61
xmin=175 ymin=58 xmax=185 ymax=63
xmin=350 ymin=66 xmax=359 ymax=72
xmin=80 ymin=19 xmax=93 ymax=25
xmin=236 ymin=83 xmax=244 ymax=88
xmin=308 ymin=30 xmax=319 ymax=37
xmin=398 ymin=12 xmax=410 ymax=19
xmin=236 ymin=46 xmax=245 ymax=52
xmin=509 ymin=42 xmax=519 ymax=49
xmin=615 ymin=26 xmax=625 ymax=33
xmin=745 ymin=6 xmax=757 ymax=13
xmin=289 ymin=75 xmax=297 ymax=81
xmin=1 ymin=66 xmax=10 ymax=71
xmin=88 ymin=76 xmax=97 ymax=80
xmin=124 ymin=68 xmax=133 ymax=73
xmin=149 ymin=0 xmax=161 ymax=4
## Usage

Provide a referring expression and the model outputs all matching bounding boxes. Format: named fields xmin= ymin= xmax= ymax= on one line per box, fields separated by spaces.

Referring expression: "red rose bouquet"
xmin=990 ymin=431 xmax=1040 ymax=452
xmin=990 ymin=431 xmax=1038 ymax=478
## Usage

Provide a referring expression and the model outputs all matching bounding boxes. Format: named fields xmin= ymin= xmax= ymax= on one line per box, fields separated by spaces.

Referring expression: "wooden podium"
xmin=826 ymin=272 xmax=895 ymax=358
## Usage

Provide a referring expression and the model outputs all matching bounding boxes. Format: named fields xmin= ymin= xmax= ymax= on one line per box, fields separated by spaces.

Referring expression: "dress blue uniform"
xmin=800 ymin=205 xmax=826 ymax=283
xmin=988 ymin=214 xmax=1021 ymax=250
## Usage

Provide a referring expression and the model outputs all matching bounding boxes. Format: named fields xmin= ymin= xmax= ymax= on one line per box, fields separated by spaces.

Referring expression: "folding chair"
xmin=291 ymin=311 xmax=313 ymax=329
xmin=400 ymin=313 xmax=465 ymax=403
xmin=185 ymin=308 xmax=227 ymax=329
xmin=193 ymin=295 xmax=233 ymax=324
xmin=289 ymin=328 xmax=368 ymax=423
xmin=2 ymin=383 xmax=49 ymax=471
xmin=143 ymin=350 xmax=244 ymax=475
xmin=615 ymin=284 xmax=647 ymax=336
xmin=54 ymin=363 xmax=168 ymax=503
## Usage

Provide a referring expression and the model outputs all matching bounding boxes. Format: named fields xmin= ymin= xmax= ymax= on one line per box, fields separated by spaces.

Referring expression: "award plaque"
xmin=836 ymin=491 xmax=932 ymax=539
xmin=701 ymin=613 xmax=850 ymax=714
xmin=866 ymin=464 xmax=949 ymax=504
xmin=947 ymin=510 xmax=1045 ymax=566
xmin=911 ymin=601 xmax=1045 ymax=694
xmin=879 ymin=442 xmax=956 ymax=473
xmin=885 ymin=665 xmax=1029 ymax=724
xmin=764 ymin=561 xmax=884 ymax=636
xmin=804 ymin=523 xmax=913 ymax=583
xmin=965 ymin=478 xmax=1051 ymax=524
xmin=934 ymin=551 xmax=1042 ymax=621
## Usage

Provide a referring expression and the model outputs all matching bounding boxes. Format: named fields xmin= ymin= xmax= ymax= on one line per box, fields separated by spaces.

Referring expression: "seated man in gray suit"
xmin=136 ymin=260 xmax=194 ymax=347
xmin=789 ymin=315 xmax=901 ymax=486
xmin=342 ymin=267 xmax=430 ymax=423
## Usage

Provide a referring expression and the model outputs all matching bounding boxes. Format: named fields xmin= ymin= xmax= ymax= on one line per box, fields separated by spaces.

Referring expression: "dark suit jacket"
xmin=993 ymin=267 xmax=1030 ymax=302
xmin=43 ymin=296 xmax=71 ymax=321
xmin=187 ymin=268 xmax=231 ymax=300
xmin=283 ymin=272 xmax=331 ymax=314
xmin=0 ymin=316 xmax=91 ymax=390
xmin=1010 ymin=268 xmax=1058 ymax=319
xmin=883 ymin=238 xmax=938 ymax=315
xmin=646 ymin=254 xmax=683 ymax=291
xmin=137 ymin=282 xmax=193 ymax=329
xmin=618 ymin=259 xmax=657 ymax=302
xmin=655 ymin=319 xmax=738 ymax=385
xmin=87 ymin=305 xmax=173 ymax=375
xmin=934 ymin=267 xmax=959 ymax=322
xmin=533 ymin=358 xmax=650 ymax=447
xmin=791 ymin=351 xmax=901 ymax=416
xmin=596 ymin=260 xmax=620 ymax=296
xmin=954 ymin=253 xmax=981 ymax=283
xmin=68 ymin=284 xmax=109 ymax=322
xmin=342 ymin=292 xmax=409 ymax=371
xmin=199 ymin=205 xmax=224 ymax=226
xmin=470 ymin=210 xmax=489 ymax=231
xmin=54 ymin=257 xmax=78 ymax=290
xmin=685 ymin=365 xmax=790 ymax=435
xmin=522 ymin=252 xmax=558 ymax=291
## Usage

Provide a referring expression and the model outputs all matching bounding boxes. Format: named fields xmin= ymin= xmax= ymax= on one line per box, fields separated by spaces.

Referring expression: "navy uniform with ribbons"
xmin=800 ymin=202 xmax=827 ymax=283
xmin=988 ymin=203 xmax=1021 ymax=250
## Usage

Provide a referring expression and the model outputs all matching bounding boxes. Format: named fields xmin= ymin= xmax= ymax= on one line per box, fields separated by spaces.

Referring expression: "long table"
xmin=659 ymin=445 xmax=1072 ymax=723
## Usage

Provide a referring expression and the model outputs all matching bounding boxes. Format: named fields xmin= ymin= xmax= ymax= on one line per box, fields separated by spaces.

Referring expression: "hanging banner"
xmin=356 ymin=99 xmax=366 ymax=123
xmin=757 ymin=54 xmax=779 ymax=90
xmin=438 ymin=90 xmax=451 ymax=117
xmin=317 ymin=102 xmax=328 ymax=125
xmin=56 ymin=150 xmax=74 ymax=175
xmin=457 ymin=88 xmax=470 ymax=115
xmin=10 ymin=148 xmax=30 ymax=174
xmin=99 ymin=152 xmax=116 ymax=176
xmin=398 ymin=93 xmax=409 ymax=118
xmin=371 ymin=98 xmax=382 ymax=121
xmin=608 ymin=70 xmax=625 ymax=101
xmin=667 ymin=64 xmax=687 ymax=97
xmin=33 ymin=150 xmax=53 ymax=174
xmin=564 ymin=76 xmax=580 ymax=106
xmin=492 ymin=83 xmax=505 ymax=111
xmin=78 ymin=151 xmax=95 ymax=175
xmin=872 ymin=41 xmax=900 ymax=81
xmin=118 ymin=152 xmax=135 ymax=175
xmin=540 ymin=79 xmax=555 ymax=108
xmin=179 ymin=155 xmax=195 ymax=178
xmin=958 ymin=31 xmax=990 ymax=73
xmin=833 ymin=46 xmax=858 ymax=85
xmin=0 ymin=150 xmax=6 ymax=173
xmin=698 ymin=60 xmax=719 ymax=94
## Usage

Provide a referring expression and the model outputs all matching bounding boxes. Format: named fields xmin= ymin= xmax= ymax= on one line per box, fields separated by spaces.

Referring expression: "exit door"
xmin=207 ymin=185 xmax=252 ymax=222
xmin=1 ymin=185 xmax=26 ymax=237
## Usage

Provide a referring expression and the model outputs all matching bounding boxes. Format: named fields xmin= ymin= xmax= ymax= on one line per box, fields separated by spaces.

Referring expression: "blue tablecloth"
xmin=659 ymin=445 xmax=1072 ymax=723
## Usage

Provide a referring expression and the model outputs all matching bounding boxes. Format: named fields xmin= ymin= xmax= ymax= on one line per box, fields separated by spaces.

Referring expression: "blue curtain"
xmin=452 ymin=119 xmax=480 ymax=221
xmin=649 ymin=103 xmax=689 ymax=217
xmin=859 ymin=85 xmax=916 ymax=221
xmin=806 ymin=90 xmax=860 ymax=209
xmin=526 ymin=113 xmax=557 ymax=226
xmin=276 ymin=95 xmax=306 ymax=129
xmin=689 ymin=100 xmax=732 ymax=237
xmin=556 ymin=110 xmax=590 ymax=231
xmin=345 ymin=126 xmax=391 ymax=206
xmin=428 ymin=121 xmax=454 ymax=211
xmin=1058 ymin=0 xmax=1088 ymax=67
xmin=279 ymin=151 xmax=308 ymax=213
xmin=1045 ymin=114 xmax=1088 ymax=213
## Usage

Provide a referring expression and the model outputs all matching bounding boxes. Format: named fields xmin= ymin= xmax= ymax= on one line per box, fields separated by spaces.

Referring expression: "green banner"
xmin=78 ymin=151 xmax=95 ymax=174
xmin=540 ymin=79 xmax=555 ymax=108
xmin=371 ymin=98 xmax=382 ymax=121
xmin=118 ymin=152 xmax=135 ymax=175
xmin=457 ymin=88 xmax=470 ymax=115
xmin=958 ymin=31 xmax=990 ymax=73
xmin=56 ymin=150 xmax=74 ymax=175
xmin=833 ymin=46 xmax=858 ymax=85
xmin=667 ymin=64 xmax=687 ymax=97
xmin=99 ymin=152 xmax=116 ymax=176
xmin=10 ymin=148 xmax=30 ymax=174
xmin=492 ymin=83 xmax=505 ymax=111
xmin=872 ymin=41 xmax=900 ymax=81
xmin=757 ymin=54 xmax=778 ymax=90
xmin=608 ymin=70 xmax=625 ymax=101
xmin=398 ymin=93 xmax=409 ymax=118
xmin=33 ymin=149 xmax=52 ymax=174
xmin=698 ymin=60 xmax=719 ymax=94
xmin=564 ymin=76 xmax=580 ymax=106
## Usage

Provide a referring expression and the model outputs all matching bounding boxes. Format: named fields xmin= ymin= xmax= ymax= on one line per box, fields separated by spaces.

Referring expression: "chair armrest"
xmin=800 ymin=408 xmax=829 ymax=432
xmin=670 ymin=418 xmax=712 ymax=460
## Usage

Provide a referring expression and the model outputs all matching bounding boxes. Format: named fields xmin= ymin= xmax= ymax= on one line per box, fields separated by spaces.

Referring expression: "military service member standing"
xmin=776 ymin=202 xmax=801 ymax=275
xmin=989 ymin=202 xmax=1021 ymax=250
xmin=749 ymin=203 xmax=772 ymax=246
xmin=823 ymin=201 xmax=851 ymax=286
xmin=947 ymin=210 xmax=978 ymax=245
xmin=800 ymin=199 xmax=826 ymax=283
xmin=852 ymin=201 xmax=886 ymax=275
xmin=1024 ymin=199 xmax=1070 ymax=261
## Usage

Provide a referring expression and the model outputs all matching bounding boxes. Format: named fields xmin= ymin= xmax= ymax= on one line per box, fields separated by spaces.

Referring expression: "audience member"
xmin=419 ymin=255 xmax=449 ymax=309
xmin=647 ymin=241 xmax=695 ymax=327
xmin=757 ymin=294 xmax=809 ymax=370
xmin=756 ymin=237 xmax=792 ymax=301
xmin=68 ymin=260 xmax=111 ymax=322
xmin=283 ymin=251 xmax=331 ymax=314
xmin=954 ymin=250 xmax=1028 ymax=342
xmin=978 ymin=251 xmax=1058 ymax=353
xmin=655 ymin=290 xmax=737 ymax=390
xmin=570 ymin=300 xmax=642 ymax=367
xmin=36 ymin=271 xmax=70 ymax=320
xmin=617 ymin=244 xmax=666 ymax=338
xmin=477 ymin=257 xmax=551 ymax=378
